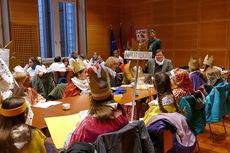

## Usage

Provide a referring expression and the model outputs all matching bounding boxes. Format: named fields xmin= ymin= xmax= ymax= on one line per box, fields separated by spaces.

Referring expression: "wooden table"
xmin=32 ymin=87 xmax=156 ymax=129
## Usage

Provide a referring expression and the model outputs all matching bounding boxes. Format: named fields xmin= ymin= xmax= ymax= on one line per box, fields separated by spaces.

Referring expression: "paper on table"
xmin=111 ymin=87 xmax=119 ymax=90
xmin=120 ymin=84 xmax=132 ymax=87
xmin=79 ymin=110 xmax=89 ymax=120
xmin=147 ymin=84 xmax=154 ymax=88
xmin=222 ymin=70 xmax=228 ymax=74
xmin=124 ymin=101 xmax=136 ymax=106
xmin=33 ymin=101 xmax=62 ymax=108
xmin=45 ymin=113 xmax=82 ymax=149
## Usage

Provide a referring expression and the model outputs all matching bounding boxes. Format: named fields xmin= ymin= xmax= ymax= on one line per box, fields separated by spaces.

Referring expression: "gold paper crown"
xmin=71 ymin=58 xmax=86 ymax=73
xmin=0 ymin=100 xmax=27 ymax=117
xmin=203 ymin=54 xmax=214 ymax=67
xmin=89 ymin=68 xmax=111 ymax=101
xmin=188 ymin=57 xmax=201 ymax=70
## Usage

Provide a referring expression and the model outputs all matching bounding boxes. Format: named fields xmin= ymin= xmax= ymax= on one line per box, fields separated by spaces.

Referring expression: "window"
xmin=0 ymin=0 xmax=10 ymax=47
xmin=59 ymin=1 xmax=77 ymax=57
xmin=38 ymin=0 xmax=78 ymax=58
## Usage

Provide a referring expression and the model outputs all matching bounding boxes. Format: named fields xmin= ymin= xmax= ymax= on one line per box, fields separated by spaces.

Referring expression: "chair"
xmin=31 ymin=72 xmax=56 ymax=99
xmin=163 ymin=130 xmax=172 ymax=153
xmin=147 ymin=113 xmax=196 ymax=153
xmin=205 ymin=82 xmax=230 ymax=142
xmin=93 ymin=120 xmax=155 ymax=153
xmin=179 ymin=92 xmax=206 ymax=151
xmin=54 ymin=71 xmax=73 ymax=84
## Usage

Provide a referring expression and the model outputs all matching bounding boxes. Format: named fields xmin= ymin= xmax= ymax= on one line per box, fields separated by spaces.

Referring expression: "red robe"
xmin=62 ymin=81 xmax=81 ymax=99
xmin=68 ymin=109 xmax=129 ymax=147
xmin=27 ymin=87 xmax=39 ymax=105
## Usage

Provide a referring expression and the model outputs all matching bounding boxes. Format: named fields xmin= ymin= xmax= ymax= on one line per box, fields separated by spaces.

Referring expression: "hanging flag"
xmin=110 ymin=26 xmax=117 ymax=55
xmin=118 ymin=24 xmax=123 ymax=57
xmin=126 ymin=24 xmax=133 ymax=50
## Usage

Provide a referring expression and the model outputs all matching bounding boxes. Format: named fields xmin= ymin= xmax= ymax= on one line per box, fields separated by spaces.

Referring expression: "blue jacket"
xmin=205 ymin=82 xmax=230 ymax=123
xmin=179 ymin=92 xmax=206 ymax=136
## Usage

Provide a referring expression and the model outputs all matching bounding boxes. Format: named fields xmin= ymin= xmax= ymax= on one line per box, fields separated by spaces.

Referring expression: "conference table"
xmin=32 ymin=87 xmax=156 ymax=129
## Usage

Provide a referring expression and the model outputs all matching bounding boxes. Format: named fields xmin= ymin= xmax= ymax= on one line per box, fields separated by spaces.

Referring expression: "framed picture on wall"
xmin=136 ymin=29 xmax=148 ymax=42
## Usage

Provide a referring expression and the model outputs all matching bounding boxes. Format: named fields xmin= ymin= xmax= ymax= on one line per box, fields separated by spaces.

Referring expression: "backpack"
xmin=57 ymin=71 xmax=69 ymax=84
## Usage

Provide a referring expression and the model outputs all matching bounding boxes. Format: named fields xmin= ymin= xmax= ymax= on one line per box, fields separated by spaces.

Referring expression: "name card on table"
xmin=124 ymin=50 xmax=152 ymax=60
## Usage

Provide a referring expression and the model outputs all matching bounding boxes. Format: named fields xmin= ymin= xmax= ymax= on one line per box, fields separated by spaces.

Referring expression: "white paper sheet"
xmin=120 ymin=84 xmax=132 ymax=87
xmin=33 ymin=101 xmax=62 ymax=108
xmin=147 ymin=84 xmax=154 ymax=88
xmin=79 ymin=110 xmax=89 ymax=120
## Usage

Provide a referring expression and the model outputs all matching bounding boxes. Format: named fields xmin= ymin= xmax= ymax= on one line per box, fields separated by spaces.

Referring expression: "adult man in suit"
xmin=148 ymin=29 xmax=161 ymax=57
xmin=146 ymin=49 xmax=173 ymax=76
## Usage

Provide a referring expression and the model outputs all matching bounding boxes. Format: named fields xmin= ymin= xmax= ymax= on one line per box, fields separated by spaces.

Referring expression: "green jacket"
xmin=147 ymin=37 xmax=161 ymax=56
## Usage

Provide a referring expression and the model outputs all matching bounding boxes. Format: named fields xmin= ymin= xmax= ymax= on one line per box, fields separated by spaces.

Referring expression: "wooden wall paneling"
xmin=152 ymin=25 xmax=174 ymax=50
xmin=152 ymin=0 xmax=174 ymax=25
xmin=227 ymin=3 xmax=230 ymax=69
xmin=130 ymin=1 xmax=153 ymax=26
xmin=174 ymin=24 xmax=198 ymax=49
xmin=9 ymin=0 xmax=38 ymax=24
xmin=226 ymin=1 xmax=230 ymax=70
xmin=120 ymin=0 xmax=230 ymax=69
xmin=163 ymin=49 xmax=174 ymax=66
xmin=9 ymin=0 xmax=40 ymax=66
xmin=200 ymin=0 xmax=229 ymax=21
xmin=86 ymin=0 xmax=121 ymax=60
xmin=200 ymin=21 xmax=227 ymax=49
xmin=175 ymin=0 xmax=198 ymax=23
xmin=11 ymin=23 xmax=40 ymax=66
xmin=173 ymin=50 xmax=199 ymax=67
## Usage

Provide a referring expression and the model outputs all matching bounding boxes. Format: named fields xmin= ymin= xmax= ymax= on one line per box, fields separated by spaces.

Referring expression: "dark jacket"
xmin=31 ymin=72 xmax=56 ymax=99
xmin=148 ymin=37 xmax=161 ymax=56
xmin=64 ymin=141 xmax=95 ymax=153
xmin=146 ymin=58 xmax=173 ymax=76
xmin=93 ymin=120 xmax=155 ymax=153
xmin=48 ymin=83 xmax=67 ymax=100
xmin=103 ymin=66 xmax=123 ymax=87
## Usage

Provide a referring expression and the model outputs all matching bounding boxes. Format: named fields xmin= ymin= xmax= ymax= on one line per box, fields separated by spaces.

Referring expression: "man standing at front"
xmin=148 ymin=29 xmax=161 ymax=57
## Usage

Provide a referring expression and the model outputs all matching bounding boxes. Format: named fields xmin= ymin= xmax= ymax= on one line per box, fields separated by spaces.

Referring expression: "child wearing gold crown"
xmin=203 ymin=54 xmax=214 ymax=72
xmin=62 ymin=59 xmax=90 ymax=98
xmin=188 ymin=57 xmax=206 ymax=91
xmin=67 ymin=68 xmax=128 ymax=147
xmin=0 ymin=97 xmax=46 ymax=153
